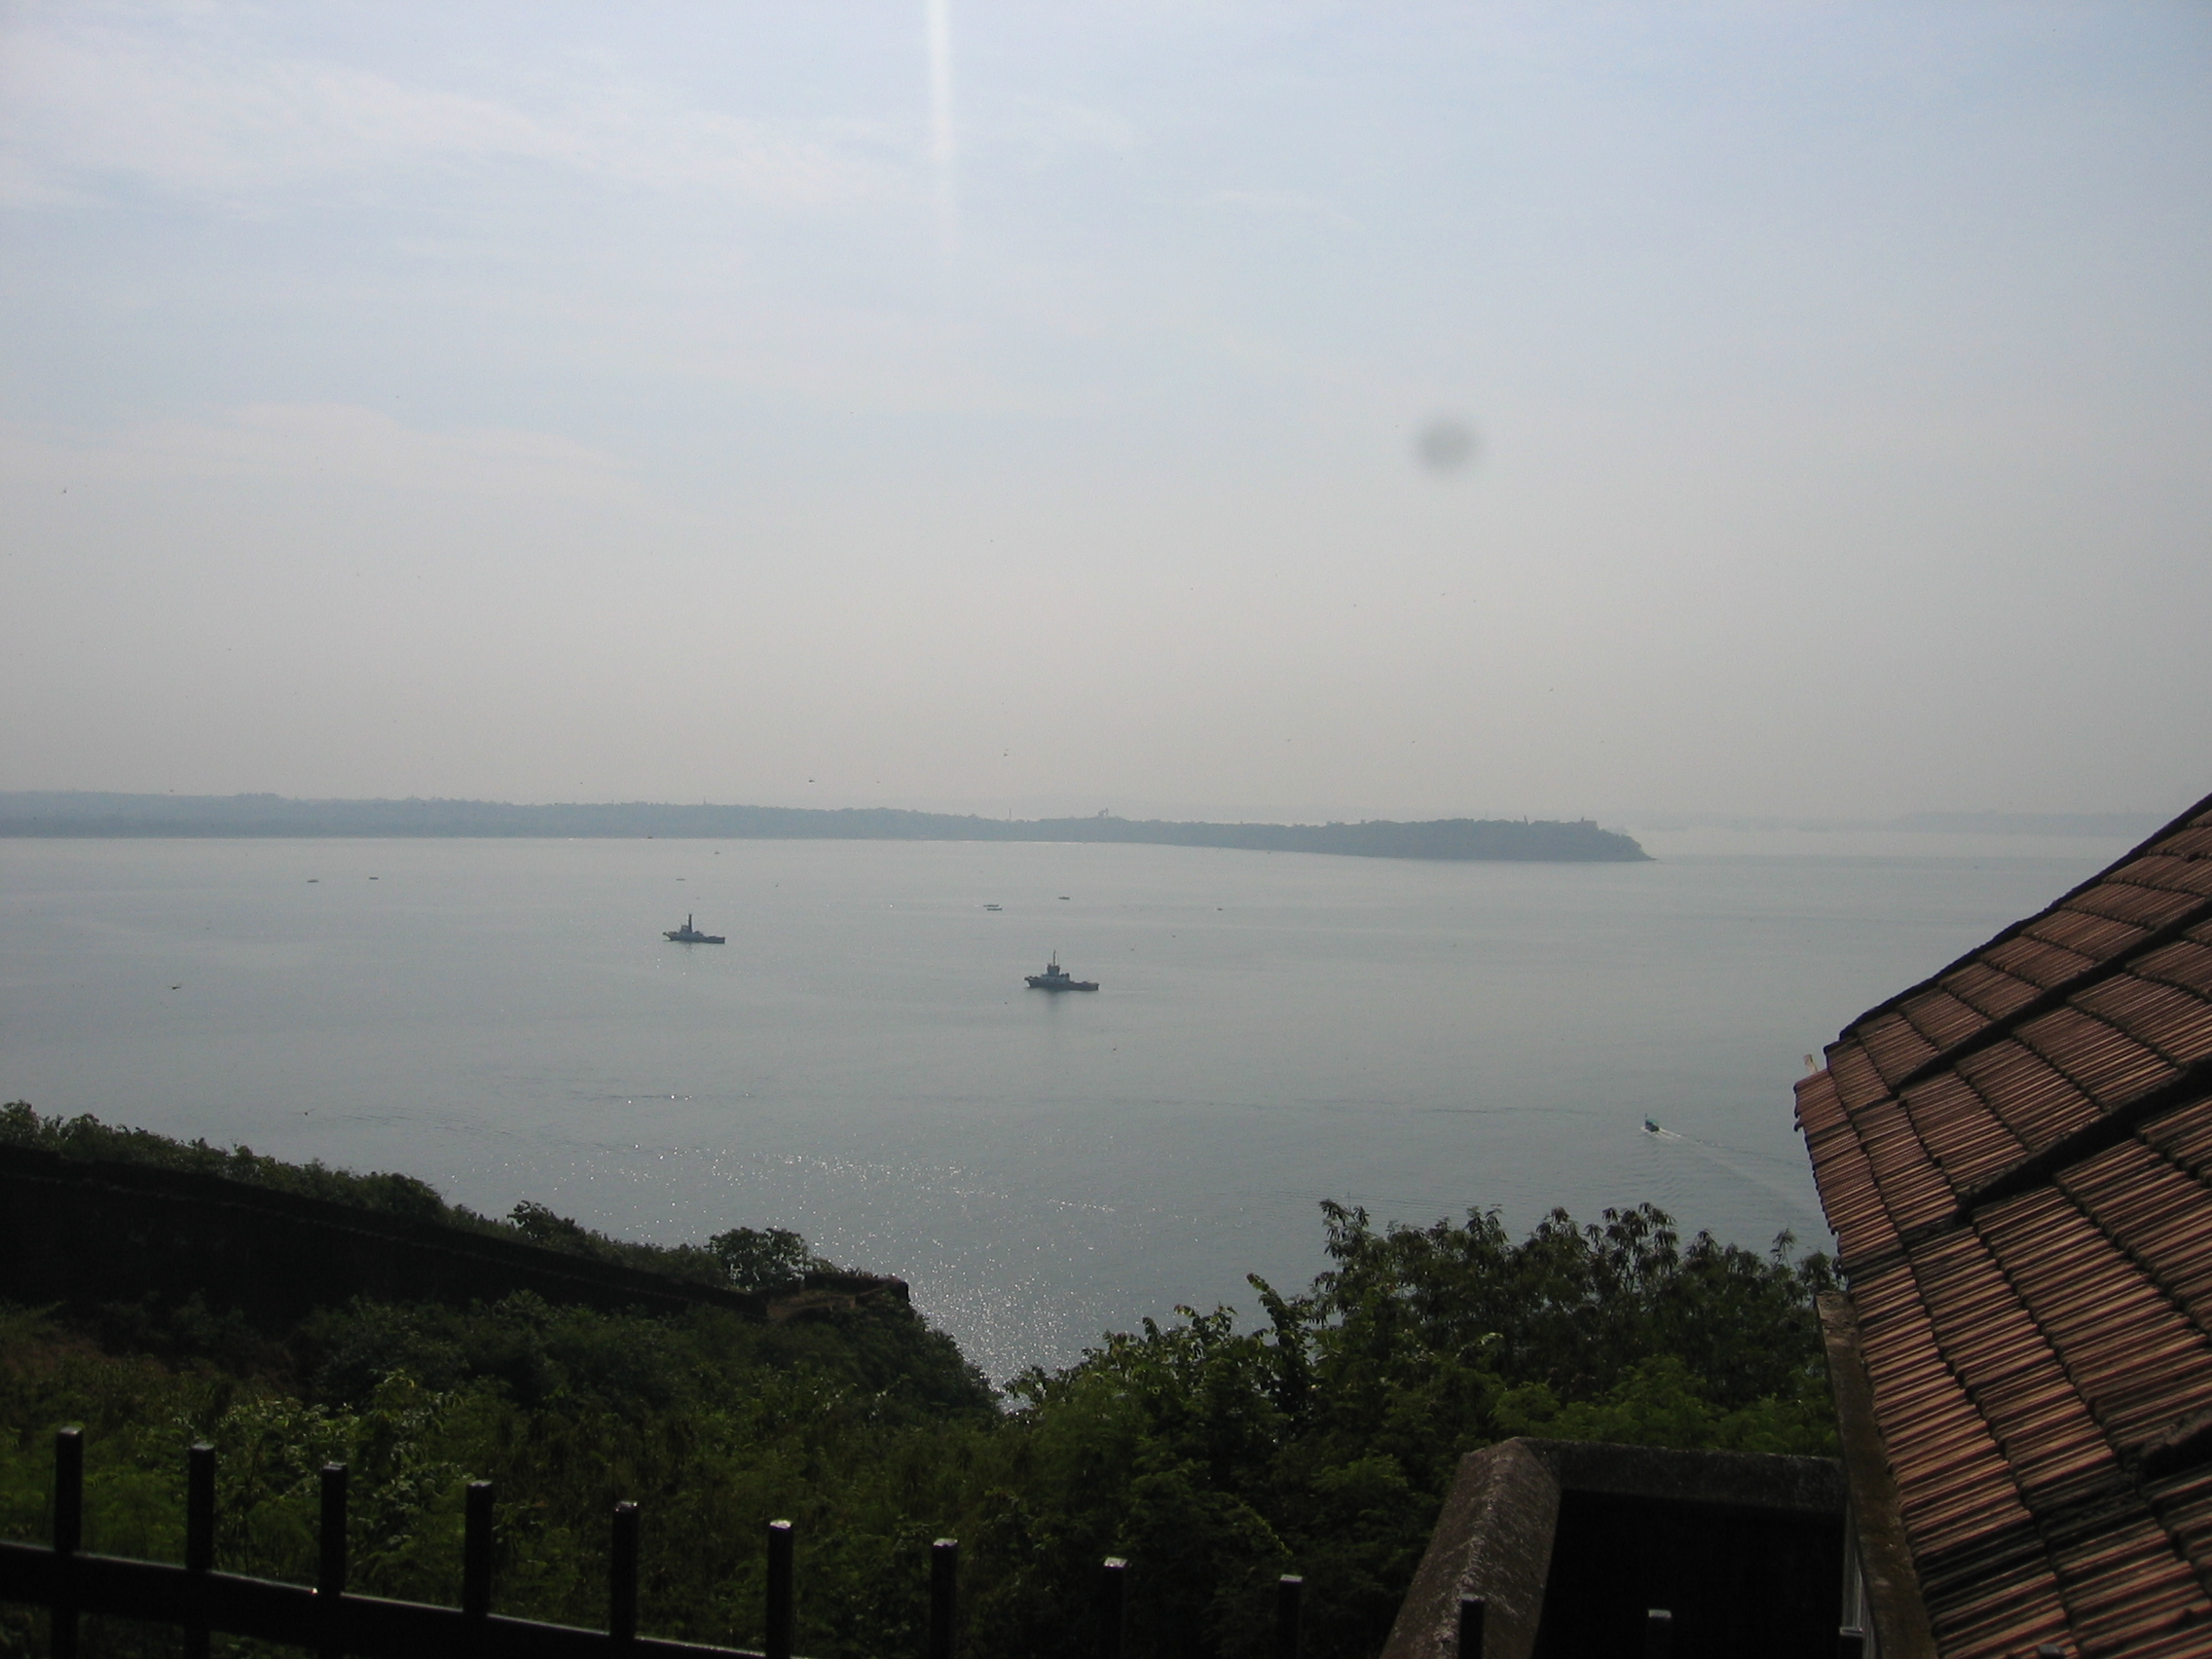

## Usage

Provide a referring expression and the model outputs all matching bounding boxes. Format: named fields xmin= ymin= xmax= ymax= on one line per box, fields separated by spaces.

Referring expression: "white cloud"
xmin=0 ymin=13 xmax=905 ymax=212
xmin=992 ymin=94 xmax=1139 ymax=171
xmin=1203 ymin=188 xmax=1359 ymax=231
xmin=2 ymin=404 xmax=641 ymax=502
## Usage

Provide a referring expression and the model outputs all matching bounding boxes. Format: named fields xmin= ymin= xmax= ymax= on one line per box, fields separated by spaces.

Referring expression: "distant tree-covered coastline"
xmin=0 ymin=793 xmax=1649 ymax=862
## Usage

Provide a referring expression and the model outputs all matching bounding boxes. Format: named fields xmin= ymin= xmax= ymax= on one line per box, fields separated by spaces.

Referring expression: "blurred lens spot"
xmin=1415 ymin=416 xmax=1478 ymax=476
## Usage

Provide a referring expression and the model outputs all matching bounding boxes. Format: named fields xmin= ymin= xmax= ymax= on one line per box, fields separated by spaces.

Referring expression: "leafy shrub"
xmin=709 ymin=1228 xmax=825 ymax=1292
xmin=0 ymin=1107 xmax=1838 ymax=1659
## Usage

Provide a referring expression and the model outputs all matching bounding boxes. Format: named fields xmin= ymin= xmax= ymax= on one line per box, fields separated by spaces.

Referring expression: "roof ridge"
xmin=1839 ymin=786 xmax=2212 ymax=1043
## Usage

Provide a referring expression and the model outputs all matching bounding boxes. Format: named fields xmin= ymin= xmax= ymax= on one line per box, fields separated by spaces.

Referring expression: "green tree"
xmin=709 ymin=1228 xmax=823 ymax=1292
xmin=0 ymin=1172 xmax=1835 ymax=1659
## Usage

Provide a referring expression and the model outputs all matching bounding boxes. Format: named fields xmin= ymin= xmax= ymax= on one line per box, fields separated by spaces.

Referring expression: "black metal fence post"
xmin=462 ymin=1481 xmax=495 ymax=1621
xmin=318 ymin=1462 xmax=349 ymax=1659
xmin=1097 ymin=1557 xmax=1127 ymax=1659
xmin=1456 ymin=1593 xmax=1485 ymax=1659
xmin=14 ymin=1433 xmax=1363 ymax=1659
xmin=928 ymin=1537 xmax=958 ymax=1659
xmin=52 ymin=1427 xmax=83 ymax=1659
xmin=764 ymin=1519 xmax=795 ymax=1659
xmin=1642 ymin=1607 xmax=1674 ymax=1659
xmin=185 ymin=1442 xmax=215 ymax=1659
xmin=1274 ymin=1573 xmax=1302 ymax=1659
xmin=609 ymin=1501 xmax=641 ymax=1644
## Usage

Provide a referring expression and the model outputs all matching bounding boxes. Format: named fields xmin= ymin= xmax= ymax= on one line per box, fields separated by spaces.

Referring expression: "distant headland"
xmin=0 ymin=792 xmax=1651 ymax=863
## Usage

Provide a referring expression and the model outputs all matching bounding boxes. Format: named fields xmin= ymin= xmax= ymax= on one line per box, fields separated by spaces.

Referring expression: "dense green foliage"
xmin=0 ymin=1105 xmax=824 ymax=1293
xmin=0 ymin=1101 xmax=458 ymax=1225
xmin=0 ymin=1112 xmax=1835 ymax=1659
xmin=978 ymin=1200 xmax=1837 ymax=1658
xmin=0 ymin=1296 xmax=994 ymax=1659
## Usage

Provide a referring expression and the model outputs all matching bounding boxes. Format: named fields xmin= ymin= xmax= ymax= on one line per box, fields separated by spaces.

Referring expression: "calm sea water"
xmin=0 ymin=834 xmax=2120 ymax=1380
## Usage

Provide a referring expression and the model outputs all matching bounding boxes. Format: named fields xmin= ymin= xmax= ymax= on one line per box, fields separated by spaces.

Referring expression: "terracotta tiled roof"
xmin=1800 ymin=792 xmax=2212 ymax=1657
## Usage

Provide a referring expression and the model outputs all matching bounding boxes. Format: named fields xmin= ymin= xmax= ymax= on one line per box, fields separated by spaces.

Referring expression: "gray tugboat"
xmin=1025 ymin=954 xmax=1097 ymax=992
xmin=664 ymin=913 xmax=725 ymax=944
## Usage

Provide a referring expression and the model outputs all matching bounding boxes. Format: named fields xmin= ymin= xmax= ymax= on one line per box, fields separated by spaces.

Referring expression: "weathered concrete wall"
xmin=0 ymin=1144 xmax=902 ymax=1326
xmin=1382 ymin=1439 xmax=1562 ymax=1659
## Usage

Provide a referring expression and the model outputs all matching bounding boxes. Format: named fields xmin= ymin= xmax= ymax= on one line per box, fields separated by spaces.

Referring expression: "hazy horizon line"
xmin=0 ymin=787 xmax=2186 ymax=839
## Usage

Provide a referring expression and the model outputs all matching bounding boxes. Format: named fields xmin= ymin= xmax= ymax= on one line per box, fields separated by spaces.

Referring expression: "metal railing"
xmin=0 ymin=1430 xmax=1306 ymax=1659
xmin=1 ymin=1429 xmax=894 ymax=1659
xmin=0 ymin=1430 xmax=1876 ymax=1659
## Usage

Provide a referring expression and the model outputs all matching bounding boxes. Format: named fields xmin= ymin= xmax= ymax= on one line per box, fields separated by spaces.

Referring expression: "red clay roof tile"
xmin=2067 ymin=882 xmax=2206 ymax=930
xmin=2028 ymin=908 xmax=2150 ymax=961
xmin=2139 ymin=1097 xmax=2212 ymax=1176
xmin=2157 ymin=826 xmax=2212 ymax=857
xmin=1831 ymin=1041 xmax=1896 ymax=1112
xmin=1983 ymin=933 xmax=2100 ymax=988
xmin=2149 ymin=1467 xmax=2212 ymax=1575
xmin=1898 ymin=986 xmax=1996 ymax=1051
xmin=2107 ymin=854 xmax=2212 ymax=894
xmin=2053 ymin=1144 xmax=2212 ymax=1325
xmin=1952 ymin=1041 xmax=2098 ymax=1146
xmin=1902 ymin=1072 xmax=2026 ymax=1190
xmin=1862 ymin=1013 xmax=1944 ymax=1088
xmin=1941 ymin=960 xmax=2045 ymax=1019
xmin=2012 ymin=1006 xmax=2176 ymax=1107
xmin=2139 ymin=938 xmax=2212 ymax=998
xmin=1801 ymin=791 xmax=2212 ymax=1654
xmin=2073 ymin=977 xmax=2212 ymax=1066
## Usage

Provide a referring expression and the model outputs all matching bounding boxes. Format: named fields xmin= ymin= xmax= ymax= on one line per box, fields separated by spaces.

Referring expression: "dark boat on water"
xmin=1025 ymin=954 xmax=1097 ymax=992
xmin=664 ymin=913 xmax=725 ymax=944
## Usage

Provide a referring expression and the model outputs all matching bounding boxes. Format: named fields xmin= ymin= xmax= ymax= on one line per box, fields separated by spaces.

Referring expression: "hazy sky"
xmin=4 ymin=3 xmax=2207 ymax=821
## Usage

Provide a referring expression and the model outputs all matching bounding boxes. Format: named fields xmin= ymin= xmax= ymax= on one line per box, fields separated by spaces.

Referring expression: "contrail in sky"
xmin=925 ymin=0 xmax=958 ymax=276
